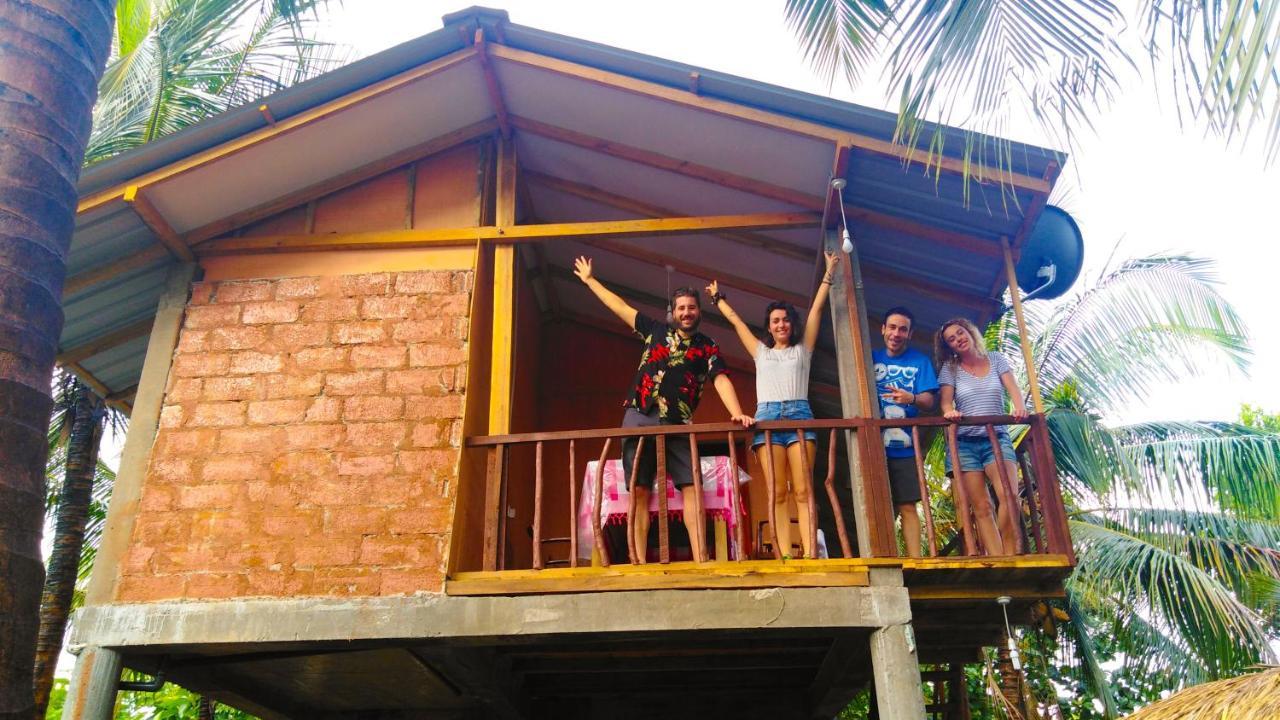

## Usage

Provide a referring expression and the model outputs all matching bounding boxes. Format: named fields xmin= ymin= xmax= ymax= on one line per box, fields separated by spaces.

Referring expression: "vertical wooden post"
xmin=910 ymin=427 xmax=938 ymax=557
xmin=627 ymin=437 xmax=645 ymax=565
xmin=1001 ymin=236 xmax=1044 ymax=415
xmin=726 ymin=432 xmax=747 ymax=561
xmin=482 ymin=445 xmax=506 ymax=571
xmin=945 ymin=426 xmax=977 ymax=556
xmin=687 ymin=433 xmax=706 ymax=562
xmin=656 ymin=435 xmax=670 ymax=563
xmin=532 ymin=441 xmax=544 ymax=570
xmin=1017 ymin=449 xmax=1045 ymax=553
xmin=797 ymin=430 xmax=818 ymax=558
xmin=486 ymin=137 xmax=518 ymax=570
xmin=825 ymin=428 xmax=854 ymax=559
xmin=592 ymin=439 xmax=613 ymax=567
xmin=568 ymin=440 xmax=578 ymax=568
xmin=762 ymin=431 xmax=782 ymax=559
xmin=986 ymin=424 xmax=1023 ymax=554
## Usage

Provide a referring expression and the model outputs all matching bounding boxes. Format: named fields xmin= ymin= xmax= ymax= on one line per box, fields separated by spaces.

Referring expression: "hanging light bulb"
xmin=996 ymin=595 xmax=1022 ymax=671
xmin=831 ymin=178 xmax=854 ymax=253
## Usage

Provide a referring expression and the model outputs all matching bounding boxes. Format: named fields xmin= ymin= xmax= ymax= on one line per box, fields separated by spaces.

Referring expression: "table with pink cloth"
xmin=576 ymin=456 xmax=751 ymax=561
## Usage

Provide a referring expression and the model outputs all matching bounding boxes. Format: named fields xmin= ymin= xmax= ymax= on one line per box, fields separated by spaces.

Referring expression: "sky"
xmin=309 ymin=0 xmax=1280 ymax=426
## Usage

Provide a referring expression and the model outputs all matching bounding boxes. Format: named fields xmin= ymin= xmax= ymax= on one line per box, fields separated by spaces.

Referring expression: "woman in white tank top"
xmin=706 ymin=251 xmax=839 ymax=559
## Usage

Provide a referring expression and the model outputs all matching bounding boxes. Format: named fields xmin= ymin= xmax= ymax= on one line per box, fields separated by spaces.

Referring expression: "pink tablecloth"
xmin=576 ymin=456 xmax=750 ymax=560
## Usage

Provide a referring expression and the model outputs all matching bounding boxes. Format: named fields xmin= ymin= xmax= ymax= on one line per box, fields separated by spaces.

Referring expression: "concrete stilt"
xmin=62 ymin=646 xmax=122 ymax=720
xmin=870 ymin=622 xmax=926 ymax=720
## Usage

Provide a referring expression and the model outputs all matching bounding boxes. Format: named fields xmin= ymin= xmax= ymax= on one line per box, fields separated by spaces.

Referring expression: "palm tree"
xmin=783 ymin=1 xmax=1280 ymax=183
xmin=984 ymin=254 xmax=1280 ymax=716
xmin=0 ymin=2 xmax=115 ymax=717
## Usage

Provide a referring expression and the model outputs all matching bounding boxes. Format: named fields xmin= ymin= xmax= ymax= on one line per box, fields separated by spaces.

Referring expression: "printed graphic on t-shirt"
xmin=875 ymin=362 xmax=917 ymax=449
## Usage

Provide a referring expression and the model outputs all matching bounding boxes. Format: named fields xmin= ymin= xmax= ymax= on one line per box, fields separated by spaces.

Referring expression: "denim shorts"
xmin=752 ymin=399 xmax=817 ymax=448
xmin=945 ymin=432 xmax=1016 ymax=473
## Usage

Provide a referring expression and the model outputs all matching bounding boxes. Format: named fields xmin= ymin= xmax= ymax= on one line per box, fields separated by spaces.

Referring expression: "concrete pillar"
xmin=62 ymin=646 xmax=121 ymax=720
xmin=870 ymin=623 xmax=926 ymax=719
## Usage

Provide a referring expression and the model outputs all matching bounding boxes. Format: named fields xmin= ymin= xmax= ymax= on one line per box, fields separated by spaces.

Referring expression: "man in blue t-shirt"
xmin=872 ymin=306 xmax=939 ymax=557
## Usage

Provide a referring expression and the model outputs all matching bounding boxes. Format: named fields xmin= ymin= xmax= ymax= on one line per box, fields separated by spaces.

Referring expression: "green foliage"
xmin=116 ymin=681 xmax=257 ymax=719
xmin=1240 ymin=403 xmax=1280 ymax=433
xmin=45 ymin=678 xmax=68 ymax=719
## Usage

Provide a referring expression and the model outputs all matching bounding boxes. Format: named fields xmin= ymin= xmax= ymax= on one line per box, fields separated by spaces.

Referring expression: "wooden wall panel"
xmin=413 ymin=143 xmax=483 ymax=229
xmin=312 ymin=169 xmax=408 ymax=235
xmin=450 ymin=242 xmax=491 ymax=575
xmin=240 ymin=205 xmax=307 ymax=237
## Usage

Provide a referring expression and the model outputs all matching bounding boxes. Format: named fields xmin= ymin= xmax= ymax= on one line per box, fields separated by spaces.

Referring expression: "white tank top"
xmin=754 ymin=342 xmax=812 ymax=402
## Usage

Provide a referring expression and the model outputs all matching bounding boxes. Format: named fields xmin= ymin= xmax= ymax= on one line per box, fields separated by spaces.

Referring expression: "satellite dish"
xmin=1014 ymin=205 xmax=1084 ymax=302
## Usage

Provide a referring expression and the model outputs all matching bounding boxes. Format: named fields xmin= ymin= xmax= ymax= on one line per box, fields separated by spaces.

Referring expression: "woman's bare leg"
xmin=680 ymin=485 xmax=707 ymax=562
xmin=961 ymin=470 xmax=1002 ymax=555
xmin=785 ymin=441 xmax=818 ymax=558
xmin=757 ymin=444 xmax=793 ymax=557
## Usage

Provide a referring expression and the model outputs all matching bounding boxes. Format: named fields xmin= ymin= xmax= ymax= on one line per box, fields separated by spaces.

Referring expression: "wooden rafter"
xmin=123 ymin=187 xmax=195 ymax=262
xmin=62 ymin=244 xmax=170 ymax=299
xmin=487 ymin=44 xmax=1052 ymax=194
xmin=984 ymin=160 xmax=1062 ymax=301
xmin=77 ymin=46 xmax=479 ymax=215
xmin=474 ymin=29 xmax=512 ymax=138
xmin=195 ymin=212 xmax=821 ymax=256
xmin=57 ymin=318 xmax=153 ymax=366
xmin=185 ymin=119 xmax=499 ymax=245
xmin=525 ymin=171 xmax=812 ymax=262
xmin=859 ymin=259 xmax=996 ymax=313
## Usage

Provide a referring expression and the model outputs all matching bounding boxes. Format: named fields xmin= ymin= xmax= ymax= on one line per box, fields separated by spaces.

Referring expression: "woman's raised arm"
xmin=706 ymin=280 xmax=759 ymax=358
xmin=803 ymin=251 xmax=840 ymax=351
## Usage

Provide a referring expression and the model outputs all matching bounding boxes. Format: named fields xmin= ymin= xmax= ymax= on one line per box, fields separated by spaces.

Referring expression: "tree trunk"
xmin=198 ymin=696 xmax=216 ymax=720
xmin=33 ymin=381 xmax=103 ymax=719
xmin=0 ymin=2 xmax=114 ymax=718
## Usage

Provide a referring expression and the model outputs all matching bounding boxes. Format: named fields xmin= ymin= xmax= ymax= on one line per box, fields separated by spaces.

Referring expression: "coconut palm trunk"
xmin=0 ymin=2 xmax=114 ymax=718
xmin=32 ymin=380 xmax=104 ymax=719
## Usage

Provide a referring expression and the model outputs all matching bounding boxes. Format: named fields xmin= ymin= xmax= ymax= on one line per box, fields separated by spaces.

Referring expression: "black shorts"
xmin=621 ymin=407 xmax=695 ymax=489
xmin=886 ymin=456 xmax=922 ymax=505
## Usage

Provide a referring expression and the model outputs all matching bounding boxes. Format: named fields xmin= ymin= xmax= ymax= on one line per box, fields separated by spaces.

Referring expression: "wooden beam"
xmin=78 ymin=46 xmax=479 ymax=215
xmin=525 ymin=171 xmax=813 ymax=262
xmin=63 ymin=361 xmax=112 ymax=398
xmin=488 ymin=44 xmax=1052 ymax=194
xmin=859 ymin=259 xmax=997 ymax=313
xmin=1002 ymin=236 xmax=1045 ymax=415
xmin=195 ymin=212 xmax=821 ymax=256
xmin=474 ymin=30 xmax=512 ymax=138
xmin=123 ymin=187 xmax=195 ymax=261
xmin=489 ymin=137 xmax=517 ymax=435
xmin=62 ymin=244 xmax=171 ymax=298
xmin=825 ymin=146 xmax=852 ymax=229
xmin=185 ymin=119 xmax=499 ymax=244
xmin=57 ymin=318 xmax=153 ymax=366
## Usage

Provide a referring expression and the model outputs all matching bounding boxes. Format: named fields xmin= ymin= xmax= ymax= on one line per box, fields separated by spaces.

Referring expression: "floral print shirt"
xmin=624 ymin=313 xmax=727 ymax=424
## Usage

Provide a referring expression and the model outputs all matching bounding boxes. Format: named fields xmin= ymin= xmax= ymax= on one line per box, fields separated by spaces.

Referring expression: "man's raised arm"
xmin=574 ymin=256 xmax=638 ymax=328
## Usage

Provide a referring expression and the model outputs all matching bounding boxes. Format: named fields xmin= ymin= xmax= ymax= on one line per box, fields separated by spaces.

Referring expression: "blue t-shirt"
xmin=872 ymin=348 xmax=940 ymax=458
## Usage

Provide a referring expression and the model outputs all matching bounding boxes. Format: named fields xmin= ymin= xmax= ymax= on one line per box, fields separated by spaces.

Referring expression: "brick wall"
xmin=117 ymin=270 xmax=471 ymax=601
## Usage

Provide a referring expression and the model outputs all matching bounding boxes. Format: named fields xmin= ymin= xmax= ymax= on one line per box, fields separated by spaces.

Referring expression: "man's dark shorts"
xmin=621 ymin=407 xmax=695 ymax=489
xmin=886 ymin=456 xmax=922 ymax=505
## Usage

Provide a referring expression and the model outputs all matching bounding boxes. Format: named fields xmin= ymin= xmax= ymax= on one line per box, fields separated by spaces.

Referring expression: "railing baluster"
xmin=592 ymin=439 xmax=612 ymax=567
xmin=498 ymin=446 xmax=509 ymax=570
xmin=627 ymin=437 xmax=645 ymax=565
xmin=656 ymin=435 xmax=670 ymax=563
xmin=945 ymin=425 xmax=977 ymax=556
xmin=797 ymin=426 xmax=818 ymax=559
xmin=726 ymin=432 xmax=746 ymax=561
xmin=762 ymin=430 xmax=782 ymax=559
xmin=986 ymin=424 xmax=1023 ymax=554
xmin=688 ymin=433 xmax=706 ymax=563
xmin=911 ymin=426 xmax=938 ymax=557
xmin=1031 ymin=416 xmax=1075 ymax=562
xmin=482 ymin=444 xmax=506 ymax=571
xmin=532 ymin=441 xmax=544 ymax=570
xmin=825 ymin=428 xmax=853 ymax=559
xmin=1017 ymin=444 xmax=1045 ymax=554
xmin=568 ymin=439 xmax=578 ymax=568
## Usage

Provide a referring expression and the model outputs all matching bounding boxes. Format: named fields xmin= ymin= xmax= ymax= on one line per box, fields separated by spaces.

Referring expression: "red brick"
xmin=286 ymin=423 xmax=345 ymax=450
xmin=293 ymin=540 xmax=359 ymax=567
xmin=404 ymin=394 xmax=463 ymax=420
xmin=394 ymin=271 xmax=451 ymax=294
xmin=176 ymin=330 xmax=208 ymax=354
xmin=177 ymin=483 xmax=239 ymax=509
xmin=295 ymin=347 xmax=349 ymax=371
xmin=300 ymin=297 xmax=358 ymax=322
xmin=203 ymin=376 xmax=262 ymax=401
xmin=313 ymin=567 xmax=382 ymax=595
xmin=360 ymin=295 xmax=417 ymax=319
xmin=265 ymin=372 xmax=325 ymax=399
xmin=117 ymin=574 xmax=186 ymax=602
xmin=271 ymin=451 xmax=334 ymax=480
xmin=208 ymin=325 xmax=267 ymax=351
xmin=337 ymin=453 xmax=396 ymax=476
xmin=410 ymin=421 xmax=446 ymax=448
xmin=217 ymin=426 xmax=284 ymax=454
xmin=172 ymin=352 xmax=230 ymax=377
xmin=185 ymin=304 xmax=240 ymax=329
xmin=334 ymin=321 xmax=385 ymax=344
xmin=322 ymin=505 xmax=389 ymax=535
xmin=416 ymin=293 xmax=471 ymax=317
xmin=359 ymin=535 xmax=437 ymax=565
xmin=167 ymin=378 xmax=202 ymax=403
xmin=344 ymin=422 xmax=407 ymax=449
xmin=245 ymin=479 xmax=301 ymax=508
xmin=122 ymin=545 xmax=155 ymax=574
xmin=242 ymin=301 xmax=299 ymax=324
xmin=390 ymin=319 xmax=451 ymax=343
xmin=243 ymin=569 xmax=287 ymax=596
xmin=150 ymin=457 xmax=195 ymax=483
xmin=386 ymin=368 xmax=441 ymax=395
xmin=139 ymin=486 xmax=177 ymax=512
xmin=189 ymin=509 xmax=252 ymax=538
xmin=350 ymin=344 xmax=406 ymax=369
xmin=452 ymin=317 xmax=469 ymax=341
xmin=158 ymin=405 xmax=185 ymax=429
xmin=340 ymin=273 xmax=391 ymax=296
xmin=275 ymin=276 xmax=323 ymax=299
xmin=344 ymin=396 xmax=403 ymax=422
xmin=451 ymin=271 xmax=473 ymax=293
xmin=408 ymin=343 xmax=467 ymax=367
xmin=380 ymin=566 xmax=444 ymax=595
xmin=386 ymin=504 xmax=452 ymax=535
xmin=157 ymin=429 xmax=217 ymax=456
xmin=184 ymin=572 xmax=248 ymax=599
xmin=325 ymin=370 xmax=383 ymax=396
xmin=201 ymin=455 xmax=265 ymax=482
xmin=229 ymin=541 xmax=287 ymax=570
xmin=189 ymin=401 xmax=246 ymax=427
xmin=271 ymin=322 xmax=328 ymax=348
xmin=248 ymin=398 xmax=308 ymax=425
xmin=397 ymin=449 xmax=457 ymax=477
xmin=306 ymin=477 xmax=368 ymax=505
xmin=230 ymin=350 xmax=285 ymax=374
xmin=133 ymin=513 xmax=190 ymax=543
xmin=260 ymin=510 xmax=322 ymax=537
xmin=448 ymin=420 xmax=463 ymax=447
xmin=305 ymin=396 xmax=342 ymax=422
xmin=189 ymin=282 xmax=215 ymax=305
xmin=216 ymin=280 xmax=274 ymax=302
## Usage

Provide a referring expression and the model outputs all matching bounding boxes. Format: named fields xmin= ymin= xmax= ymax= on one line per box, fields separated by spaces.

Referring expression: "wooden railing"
xmin=464 ymin=414 xmax=1073 ymax=572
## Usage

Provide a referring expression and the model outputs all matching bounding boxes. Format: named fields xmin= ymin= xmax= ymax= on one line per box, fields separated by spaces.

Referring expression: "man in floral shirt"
xmin=575 ymin=256 xmax=754 ymax=563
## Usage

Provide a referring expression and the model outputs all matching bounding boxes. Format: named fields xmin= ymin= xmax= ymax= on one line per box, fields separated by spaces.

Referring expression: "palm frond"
xmin=784 ymin=0 xmax=892 ymax=87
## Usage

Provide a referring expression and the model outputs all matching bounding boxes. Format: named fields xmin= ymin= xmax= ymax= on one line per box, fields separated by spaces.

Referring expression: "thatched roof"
xmin=1124 ymin=667 xmax=1280 ymax=720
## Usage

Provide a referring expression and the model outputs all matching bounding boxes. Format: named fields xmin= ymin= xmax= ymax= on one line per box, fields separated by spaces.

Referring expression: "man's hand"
xmin=943 ymin=408 xmax=964 ymax=421
xmin=881 ymin=387 xmax=914 ymax=406
xmin=731 ymin=413 xmax=755 ymax=427
xmin=574 ymin=256 xmax=594 ymax=283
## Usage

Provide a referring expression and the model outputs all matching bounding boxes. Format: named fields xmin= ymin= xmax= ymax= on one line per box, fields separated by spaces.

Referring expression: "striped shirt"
xmin=938 ymin=352 xmax=1012 ymax=437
